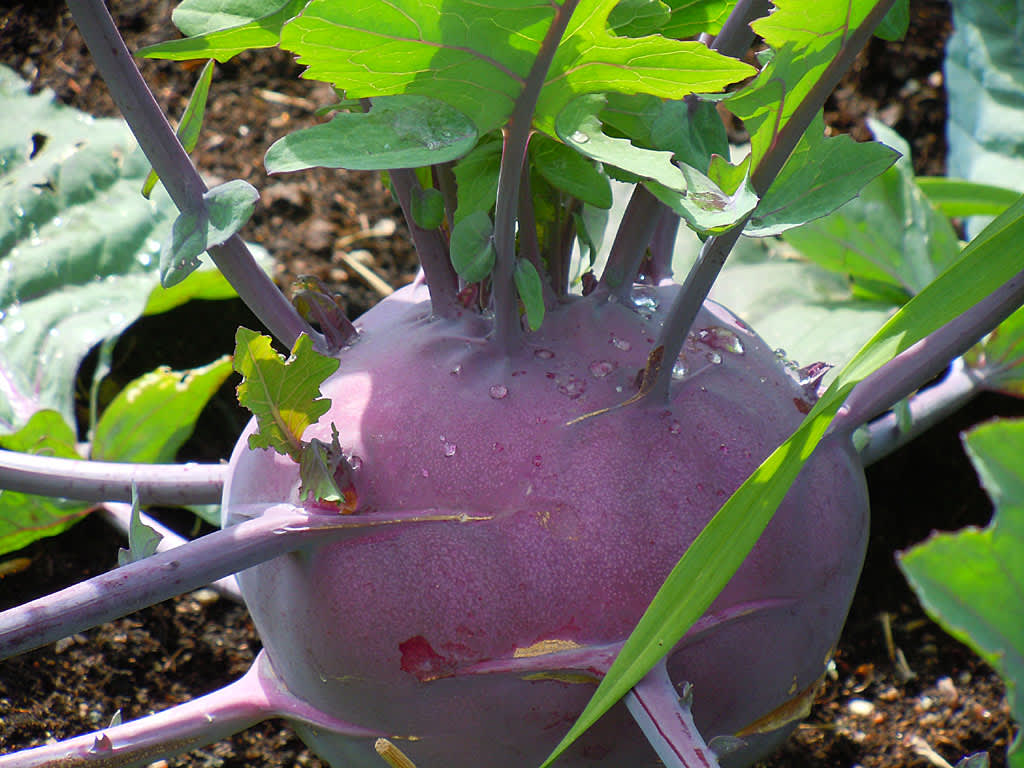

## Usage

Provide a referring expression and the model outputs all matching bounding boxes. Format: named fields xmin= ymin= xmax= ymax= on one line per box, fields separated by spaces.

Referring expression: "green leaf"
xmin=159 ymin=179 xmax=258 ymax=288
xmin=530 ymin=134 xmax=612 ymax=209
xmin=543 ymin=178 xmax=1024 ymax=768
xmin=514 ymin=259 xmax=545 ymax=330
xmin=608 ymin=0 xmax=671 ymax=37
xmin=142 ymin=59 xmax=215 ymax=198
xmin=452 ymin=136 xmax=502 ymax=224
xmin=91 ymin=356 xmax=234 ymax=463
xmin=0 ymin=65 xmax=247 ymax=434
xmin=278 ymin=0 xmax=755 ymax=137
xmin=745 ymin=112 xmax=900 ymax=236
xmin=265 ymin=95 xmax=478 ymax=173
xmin=915 ymin=177 xmax=1022 ymax=219
xmin=298 ymin=422 xmax=357 ymax=511
xmin=965 ymin=305 xmax=1024 ymax=399
xmin=782 ymin=120 xmax=960 ymax=301
xmin=556 ymin=94 xmax=758 ymax=233
xmin=660 ymin=0 xmax=736 ymax=39
xmin=727 ymin=0 xmax=885 ymax=170
xmin=410 ymin=186 xmax=446 ymax=230
xmin=945 ymin=0 xmax=1024 ymax=237
xmin=234 ymin=328 xmax=340 ymax=461
xmin=0 ymin=410 xmax=90 ymax=556
xmin=449 ymin=211 xmax=497 ymax=283
xmin=873 ymin=0 xmax=909 ymax=40
xmin=117 ymin=486 xmax=163 ymax=566
xmin=899 ymin=419 xmax=1024 ymax=768
xmin=140 ymin=0 xmax=308 ymax=62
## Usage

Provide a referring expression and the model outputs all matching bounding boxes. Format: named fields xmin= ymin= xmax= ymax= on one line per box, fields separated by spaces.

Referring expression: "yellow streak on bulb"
xmin=375 ymin=738 xmax=418 ymax=768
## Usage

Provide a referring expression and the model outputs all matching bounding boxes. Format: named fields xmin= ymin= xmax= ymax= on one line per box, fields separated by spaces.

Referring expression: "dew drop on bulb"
xmin=489 ymin=384 xmax=508 ymax=399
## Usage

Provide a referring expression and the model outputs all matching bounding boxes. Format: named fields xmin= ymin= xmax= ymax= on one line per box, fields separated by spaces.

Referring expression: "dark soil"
xmin=0 ymin=2 xmax=1018 ymax=767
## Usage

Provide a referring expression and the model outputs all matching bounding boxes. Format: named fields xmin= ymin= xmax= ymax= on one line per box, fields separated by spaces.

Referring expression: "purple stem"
xmin=492 ymin=0 xmax=580 ymax=352
xmin=98 ymin=502 xmax=244 ymax=601
xmin=598 ymin=184 xmax=665 ymax=300
xmin=831 ymin=266 xmax=1024 ymax=442
xmin=0 ymin=503 xmax=490 ymax=659
xmin=644 ymin=0 xmax=898 ymax=404
xmin=0 ymin=449 xmax=224 ymax=505
xmin=646 ymin=207 xmax=680 ymax=284
xmin=0 ymin=651 xmax=382 ymax=768
xmin=518 ymin=162 xmax=558 ymax=308
xmin=66 ymin=0 xmax=323 ymax=351
xmin=389 ymin=168 xmax=460 ymax=318
xmin=625 ymin=658 xmax=719 ymax=768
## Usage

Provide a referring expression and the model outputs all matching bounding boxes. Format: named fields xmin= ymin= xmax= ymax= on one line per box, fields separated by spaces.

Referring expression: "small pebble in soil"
xmin=847 ymin=698 xmax=876 ymax=717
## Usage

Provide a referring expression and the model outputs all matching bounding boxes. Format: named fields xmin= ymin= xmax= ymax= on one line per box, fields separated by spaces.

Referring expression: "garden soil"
xmin=0 ymin=1 xmax=1019 ymax=767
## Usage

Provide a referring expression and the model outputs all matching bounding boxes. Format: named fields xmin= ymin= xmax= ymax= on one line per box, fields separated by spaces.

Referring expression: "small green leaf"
xmin=142 ymin=59 xmax=215 ymax=198
xmin=160 ymin=206 xmax=207 ymax=288
xmin=0 ymin=410 xmax=89 ymax=556
xmin=915 ymin=177 xmax=1022 ymax=219
xmin=234 ymin=328 xmax=340 ymax=461
xmin=205 ymin=179 xmax=259 ymax=246
xmin=265 ymin=95 xmax=477 ymax=173
xmin=745 ymin=111 xmax=900 ymax=236
xmin=140 ymin=0 xmax=308 ymax=62
xmin=514 ymin=259 xmax=545 ymax=331
xmin=899 ymin=419 xmax=1024 ymax=768
xmin=449 ymin=211 xmax=496 ymax=283
xmin=452 ymin=136 xmax=502 ymax=224
xmin=117 ymin=486 xmax=163 ymax=566
xmin=531 ymin=135 xmax=612 ymax=209
xmin=410 ymin=186 xmax=446 ymax=230
xmin=91 ymin=356 xmax=234 ymax=463
xmin=159 ymin=179 xmax=258 ymax=288
xmin=298 ymin=423 xmax=358 ymax=511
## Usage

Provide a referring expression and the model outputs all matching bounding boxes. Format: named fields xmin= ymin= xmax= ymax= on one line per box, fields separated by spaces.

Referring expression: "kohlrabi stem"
xmin=599 ymin=185 xmax=666 ymax=300
xmin=0 ymin=504 xmax=489 ymax=659
xmin=98 ymin=502 xmax=245 ymax=602
xmin=856 ymin=357 xmax=982 ymax=466
xmin=389 ymin=168 xmax=460 ymax=318
xmin=66 ymin=0 xmax=324 ymax=351
xmin=831 ymin=266 xmax=1024 ymax=443
xmin=642 ymin=0 xmax=898 ymax=405
xmin=625 ymin=659 xmax=719 ymax=768
xmin=0 ymin=449 xmax=224 ymax=504
xmin=492 ymin=0 xmax=579 ymax=352
xmin=518 ymin=163 xmax=558 ymax=308
xmin=0 ymin=651 xmax=382 ymax=768
xmin=646 ymin=206 xmax=680 ymax=284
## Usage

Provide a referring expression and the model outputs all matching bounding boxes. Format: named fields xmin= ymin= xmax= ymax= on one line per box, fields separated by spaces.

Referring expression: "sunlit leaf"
xmin=234 ymin=328 xmax=340 ymax=460
xmin=117 ymin=485 xmax=163 ymax=566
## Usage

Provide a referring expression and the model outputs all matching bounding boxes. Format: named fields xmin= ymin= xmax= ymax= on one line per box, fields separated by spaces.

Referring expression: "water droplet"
xmin=534 ymin=348 xmax=554 ymax=359
xmin=450 ymin=364 xmax=462 ymax=376
xmin=533 ymin=455 xmax=542 ymax=468
xmin=348 ymin=454 xmax=363 ymax=470
xmin=489 ymin=384 xmax=508 ymax=399
xmin=442 ymin=440 xmax=457 ymax=457
xmin=555 ymin=374 xmax=586 ymax=399
xmin=421 ymin=468 xmax=430 ymax=478
xmin=705 ymin=326 xmax=744 ymax=354
xmin=609 ymin=334 xmax=631 ymax=352
xmin=13 ymin=205 xmax=24 ymax=218
xmin=774 ymin=348 xmax=788 ymax=360
xmin=631 ymin=289 xmax=659 ymax=316
xmin=51 ymin=216 xmax=63 ymax=228
xmin=759 ymin=376 xmax=768 ymax=384
xmin=137 ymin=252 xmax=152 ymax=267
xmin=671 ymin=357 xmax=688 ymax=380
xmin=668 ymin=420 xmax=681 ymax=435
xmin=47 ymin=327 xmax=60 ymax=338
xmin=588 ymin=360 xmax=617 ymax=378
xmin=705 ymin=351 xmax=722 ymax=365
xmin=570 ymin=130 xmax=589 ymax=144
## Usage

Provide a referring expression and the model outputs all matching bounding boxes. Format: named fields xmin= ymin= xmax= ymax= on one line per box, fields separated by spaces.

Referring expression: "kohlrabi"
xmin=2 ymin=0 xmax=1024 ymax=767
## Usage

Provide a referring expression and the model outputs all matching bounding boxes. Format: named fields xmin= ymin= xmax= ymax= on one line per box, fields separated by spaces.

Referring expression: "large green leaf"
xmin=91 ymin=356 xmax=234 ymax=463
xmin=782 ymin=120 xmax=960 ymax=303
xmin=945 ymin=0 xmax=1024 ymax=237
xmin=0 ymin=66 xmax=250 ymax=435
xmin=727 ymin=0 xmax=887 ymax=169
xmin=277 ymin=0 xmax=755 ymax=138
xmin=0 ymin=410 xmax=90 ymax=557
xmin=543 ymin=178 xmax=1024 ymax=767
xmin=900 ymin=419 xmax=1024 ymax=768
